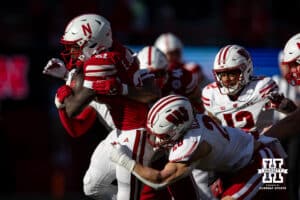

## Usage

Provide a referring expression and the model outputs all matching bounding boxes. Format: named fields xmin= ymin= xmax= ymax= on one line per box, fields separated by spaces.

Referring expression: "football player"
xmin=281 ymin=33 xmax=300 ymax=86
xmin=155 ymin=33 xmax=214 ymax=199
xmin=264 ymin=35 xmax=300 ymax=138
xmin=137 ymin=46 xmax=200 ymax=200
xmin=154 ymin=32 xmax=211 ymax=113
xmin=202 ymin=45 xmax=296 ymax=138
xmin=110 ymin=94 xmax=287 ymax=199
xmin=47 ymin=13 xmax=160 ymax=200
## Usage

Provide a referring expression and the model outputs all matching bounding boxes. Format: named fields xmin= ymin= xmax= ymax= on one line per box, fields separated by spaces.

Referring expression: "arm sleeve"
xmin=58 ymin=106 xmax=97 ymax=137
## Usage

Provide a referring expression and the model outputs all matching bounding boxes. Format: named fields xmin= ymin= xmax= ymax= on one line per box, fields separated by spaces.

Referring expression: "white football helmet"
xmin=213 ymin=45 xmax=253 ymax=95
xmin=60 ymin=13 xmax=113 ymax=69
xmin=138 ymin=46 xmax=168 ymax=71
xmin=138 ymin=46 xmax=168 ymax=88
xmin=282 ymin=33 xmax=300 ymax=85
xmin=154 ymin=33 xmax=183 ymax=55
xmin=146 ymin=94 xmax=194 ymax=149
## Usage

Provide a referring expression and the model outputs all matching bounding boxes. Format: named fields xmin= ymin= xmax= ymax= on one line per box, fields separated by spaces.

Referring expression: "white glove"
xmin=110 ymin=143 xmax=136 ymax=172
xmin=43 ymin=58 xmax=68 ymax=80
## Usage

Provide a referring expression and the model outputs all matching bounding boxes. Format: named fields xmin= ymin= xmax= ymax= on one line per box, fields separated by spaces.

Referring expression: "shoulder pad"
xmin=169 ymin=130 xmax=201 ymax=162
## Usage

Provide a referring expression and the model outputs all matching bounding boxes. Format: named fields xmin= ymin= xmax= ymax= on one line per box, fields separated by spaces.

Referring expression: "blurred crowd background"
xmin=1 ymin=0 xmax=300 ymax=199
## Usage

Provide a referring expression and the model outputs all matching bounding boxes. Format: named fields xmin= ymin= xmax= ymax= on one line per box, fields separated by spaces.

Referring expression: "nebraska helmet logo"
xmin=81 ymin=23 xmax=92 ymax=37
xmin=166 ymin=107 xmax=189 ymax=125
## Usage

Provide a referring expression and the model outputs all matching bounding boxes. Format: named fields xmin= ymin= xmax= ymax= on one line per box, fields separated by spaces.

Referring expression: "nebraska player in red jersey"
xmin=50 ymin=13 xmax=160 ymax=200
xmin=110 ymin=94 xmax=287 ymax=200
xmin=154 ymin=32 xmax=211 ymax=113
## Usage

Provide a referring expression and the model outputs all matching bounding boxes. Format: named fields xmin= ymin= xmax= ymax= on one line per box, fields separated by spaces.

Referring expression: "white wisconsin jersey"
xmin=202 ymin=76 xmax=278 ymax=133
xmin=169 ymin=114 xmax=254 ymax=172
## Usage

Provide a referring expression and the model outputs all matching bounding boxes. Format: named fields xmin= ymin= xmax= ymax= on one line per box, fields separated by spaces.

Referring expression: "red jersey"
xmin=162 ymin=62 xmax=200 ymax=96
xmin=83 ymin=40 xmax=149 ymax=130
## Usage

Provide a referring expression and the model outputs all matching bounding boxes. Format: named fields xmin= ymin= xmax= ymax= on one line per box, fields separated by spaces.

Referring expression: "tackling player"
xmin=110 ymin=94 xmax=287 ymax=200
xmin=137 ymin=46 xmax=200 ymax=200
xmin=154 ymin=33 xmax=214 ymax=199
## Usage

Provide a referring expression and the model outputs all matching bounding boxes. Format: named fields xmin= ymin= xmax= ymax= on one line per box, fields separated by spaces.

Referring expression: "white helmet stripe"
xmin=148 ymin=95 xmax=188 ymax=126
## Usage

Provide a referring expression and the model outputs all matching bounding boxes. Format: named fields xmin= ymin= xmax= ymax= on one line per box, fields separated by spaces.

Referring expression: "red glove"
xmin=92 ymin=78 xmax=128 ymax=95
xmin=55 ymin=85 xmax=73 ymax=109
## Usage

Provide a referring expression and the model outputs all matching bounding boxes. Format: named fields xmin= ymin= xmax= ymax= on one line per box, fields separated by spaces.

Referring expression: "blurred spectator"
xmin=222 ymin=0 xmax=271 ymax=46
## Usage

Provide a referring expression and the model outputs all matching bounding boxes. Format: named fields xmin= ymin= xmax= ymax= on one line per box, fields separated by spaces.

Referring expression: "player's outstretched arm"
xmin=110 ymin=144 xmax=192 ymax=189
xmin=133 ymin=161 xmax=192 ymax=190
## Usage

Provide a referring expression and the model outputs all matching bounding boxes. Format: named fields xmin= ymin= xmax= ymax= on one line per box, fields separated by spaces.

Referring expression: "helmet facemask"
xmin=60 ymin=42 xmax=85 ymax=70
xmin=60 ymin=14 xmax=113 ymax=70
xmin=146 ymin=128 xmax=181 ymax=150
xmin=284 ymin=58 xmax=300 ymax=86
xmin=214 ymin=65 xmax=246 ymax=95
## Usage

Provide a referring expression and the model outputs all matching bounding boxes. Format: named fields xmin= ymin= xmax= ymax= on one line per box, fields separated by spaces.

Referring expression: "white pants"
xmin=192 ymin=169 xmax=216 ymax=200
xmin=83 ymin=128 xmax=154 ymax=200
xmin=83 ymin=130 xmax=118 ymax=200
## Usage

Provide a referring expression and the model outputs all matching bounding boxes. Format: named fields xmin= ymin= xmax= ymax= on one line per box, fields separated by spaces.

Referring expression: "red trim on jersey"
xmin=236 ymin=175 xmax=262 ymax=200
xmin=201 ymin=96 xmax=210 ymax=101
xmin=148 ymin=46 xmax=152 ymax=66
xmin=259 ymin=81 xmax=276 ymax=94
xmin=58 ymin=106 xmax=97 ymax=137
xmin=130 ymin=130 xmax=142 ymax=200
xmin=222 ymin=147 xmax=276 ymax=199
xmin=169 ymin=141 xmax=198 ymax=162
xmin=234 ymin=149 xmax=271 ymax=200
